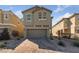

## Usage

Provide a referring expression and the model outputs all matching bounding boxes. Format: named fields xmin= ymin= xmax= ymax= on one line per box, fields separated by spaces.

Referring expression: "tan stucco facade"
xmin=52 ymin=13 xmax=79 ymax=38
xmin=22 ymin=6 xmax=52 ymax=38
xmin=0 ymin=10 xmax=24 ymax=36
xmin=52 ymin=20 xmax=64 ymax=37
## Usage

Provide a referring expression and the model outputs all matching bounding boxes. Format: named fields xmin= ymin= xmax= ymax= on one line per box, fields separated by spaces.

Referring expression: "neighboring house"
xmin=22 ymin=6 xmax=52 ymax=39
xmin=52 ymin=18 xmax=71 ymax=38
xmin=52 ymin=13 xmax=79 ymax=38
xmin=0 ymin=9 xmax=24 ymax=36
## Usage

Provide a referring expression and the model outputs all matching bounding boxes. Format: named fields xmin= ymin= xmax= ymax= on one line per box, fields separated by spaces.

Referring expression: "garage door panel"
xmin=27 ymin=29 xmax=47 ymax=38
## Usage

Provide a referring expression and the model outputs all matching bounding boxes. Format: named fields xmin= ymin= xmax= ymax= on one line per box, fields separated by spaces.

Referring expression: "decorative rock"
xmin=14 ymin=39 xmax=39 ymax=53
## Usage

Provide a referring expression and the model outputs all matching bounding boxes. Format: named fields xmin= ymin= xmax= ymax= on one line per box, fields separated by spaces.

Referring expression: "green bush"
xmin=0 ymin=44 xmax=6 ymax=48
xmin=73 ymin=41 xmax=79 ymax=47
xmin=72 ymin=35 xmax=79 ymax=40
xmin=73 ymin=37 xmax=79 ymax=40
xmin=50 ymin=33 xmax=53 ymax=40
xmin=0 ymin=28 xmax=10 ymax=40
xmin=16 ymin=37 xmax=20 ymax=40
xmin=58 ymin=41 xmax=65 ymax=47
xmin=4 ymin=42 xmax=7 ymax=44
xmin=12 ymin=30 xmax=19 ymax=37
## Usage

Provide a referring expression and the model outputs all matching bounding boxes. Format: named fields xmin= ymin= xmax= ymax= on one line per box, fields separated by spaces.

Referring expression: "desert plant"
xmin=58 ymin=41 xmax=65 ymax=47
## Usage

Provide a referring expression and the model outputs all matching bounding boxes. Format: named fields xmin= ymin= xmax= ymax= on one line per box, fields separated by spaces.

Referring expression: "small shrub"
xmin=73 ymin=41 xmax=79 ymax=47
xmin=0 ymin=28 xmax=10 ymax=40
xmin=50 ymin=36 xmax=53 ymax=40
xmin=12 ymin=30 xmax=19 ymax=37
xmin=17 ymin=37 xmax=20 ymax=40
xmin=0 ymin=44 xmax=6 ymax=48
xmin=58 ymin=41 xmax=65 ymax=47
xmin=4 ymin=42 xmax=7 ymax=44
xmin=73 ymin=37 xmax=79 ymax=40
xmin=50 ymin=33 xmax=53 ymax=40
xmin=72 ymin=35 xmax=79 ymax=40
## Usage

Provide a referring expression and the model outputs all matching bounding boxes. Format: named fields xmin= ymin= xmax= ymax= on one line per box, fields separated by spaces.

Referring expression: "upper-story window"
xmin=43 ymin=25 xmax=49 ymax=27
xmin=38 ymin=12 xmax=42 ymax=19
xmin=5 ymin=14 xmax=8 ymax=18
xmin=38 ymin=12 xmax=47 ymax=20
xmin=36 ymin=25 xmax=41 ymax=27
xmin=4 ymin=13 xmax=9 ymax=20
xmin=26 ymin=14 xmax=32 ymax=21
xmin=43 ymin=12 xmax=47 ymax=19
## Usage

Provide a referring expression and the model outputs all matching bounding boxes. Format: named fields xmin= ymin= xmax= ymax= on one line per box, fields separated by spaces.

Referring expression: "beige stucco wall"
xmin=70 ymin=16 xmax=76 ymax=38
xmin=9 ymin=11 xmax=25 ymax=35
xmin=52 ymin=20 xmax=64 ymax=36
xmin=73 ymin=14 xmax=79 ymax=38
xmin=2 ymin=11 xmax=11 ymax=24
xmin=23 ymin=9 xmax=52 ymax=29
xmin=0 ymin=10 xmax=3 ymax=23
xmin=23 ymin=8 xmax=52 ymax=38
xmin=0 ymin=10 xmax=25 ymax=36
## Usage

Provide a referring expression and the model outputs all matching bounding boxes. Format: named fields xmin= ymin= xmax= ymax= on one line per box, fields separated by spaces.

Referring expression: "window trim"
xmin=4 ymin=13 xmax=9 ymax=20
xmin=38 ymin=12 xmax=47 ymax=20
xmin=43 ymin=25 xmax=49 ymax=27
xmin=43 ymin=12 xmax=47 ymax=19
xmin=36 ymin=25 xmax=41 ymax=27
xmin=38 ymin=12 xmax=42 ymax=19
xmin=25 ymin=13 xmax=32 ymax=22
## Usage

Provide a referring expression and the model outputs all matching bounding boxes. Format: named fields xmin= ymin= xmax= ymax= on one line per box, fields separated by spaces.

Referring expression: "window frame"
xmin=25 ymin=13 xmax=32 ymax=21
xmin=4 ymin=13 xmax=9 ymax=20
xmin=38 ymin=12 xmax=47 ymax=20
xmin=38 ymin=12 xmax=42 ymax=19
xmin=43 ymin=12 xmax=47 ymax=19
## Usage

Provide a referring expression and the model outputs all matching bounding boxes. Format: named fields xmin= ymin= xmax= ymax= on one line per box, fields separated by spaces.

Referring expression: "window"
xmin=43 ymin=25 xmax=49 ymax=27
xmin=18 ymin=22 xmax=19 ymax=24
xmin=5 ymin=14 xmax=8 ymax=18
xmin=26 ymin=25 xmax=33 ymax=27
xmin=38 ymin=12 xmax=47 ymax=20
xmin=4 ymin=14 xmax=8 ymax=18
xmin=43 ymin=12 xmax=46 ymax=19
xmin=27 ymin=18 xmax=30 ymax=20
xmin=76 ymin=30 xmax=79 ymax=33
xmin=4 ymin=13 xmax=8 ymax=20
xmin=26 ymin=14 xmax=32 ymax=21
xmin=27 ymin=14 xmax=31 ymax=17
xmin=38 ymin=12 xmax=42 ymax=19
xmin=36 ymin=25 xmax=41 ymax=27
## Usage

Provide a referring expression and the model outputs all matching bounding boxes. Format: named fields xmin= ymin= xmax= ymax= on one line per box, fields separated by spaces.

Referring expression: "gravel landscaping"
xmin=0 ymin=37 xmax=79 ymax=53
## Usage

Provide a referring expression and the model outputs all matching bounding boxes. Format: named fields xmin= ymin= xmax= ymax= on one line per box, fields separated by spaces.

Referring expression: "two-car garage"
xmin=27 ymin=29 xmax=47 ymax=39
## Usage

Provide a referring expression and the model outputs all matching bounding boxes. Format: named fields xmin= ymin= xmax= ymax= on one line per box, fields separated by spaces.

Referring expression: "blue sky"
xmin=1 ymin=5 xmax=79 ymax=25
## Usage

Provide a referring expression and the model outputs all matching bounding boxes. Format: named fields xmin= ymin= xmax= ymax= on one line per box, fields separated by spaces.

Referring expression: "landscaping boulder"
xmin=14 ymin=39 xmax=39 ymax=53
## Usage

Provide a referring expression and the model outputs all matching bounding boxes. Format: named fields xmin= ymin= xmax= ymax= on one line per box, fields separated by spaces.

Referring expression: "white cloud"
xmin=53 ymin=13 xmax=73 ymax=25
xmin=4 ymin=6 xmax=14 ymax=11
xmin=62 ymin=13 xmax=73 ymax=18
xmin=14 ymin=10 xmax=23 ymax=19
xmin=54 ymin=5 xmax=70 ymax=13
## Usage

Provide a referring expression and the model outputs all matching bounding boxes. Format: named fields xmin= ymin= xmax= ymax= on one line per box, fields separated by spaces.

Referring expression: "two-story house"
xmin=0 ymin=9 xmax=24 ymax=36
xmin=52 ymin=18 xmax=71 ymax=38
xmin=52 ymin=13 xmax=79 ymax=38
xmin=22 ymin=6 xmax=52 ymax=39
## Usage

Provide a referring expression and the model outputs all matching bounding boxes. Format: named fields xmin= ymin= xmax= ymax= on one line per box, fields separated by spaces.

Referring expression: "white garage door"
xmin=27 ymin=29 xmax=47 ymax=38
